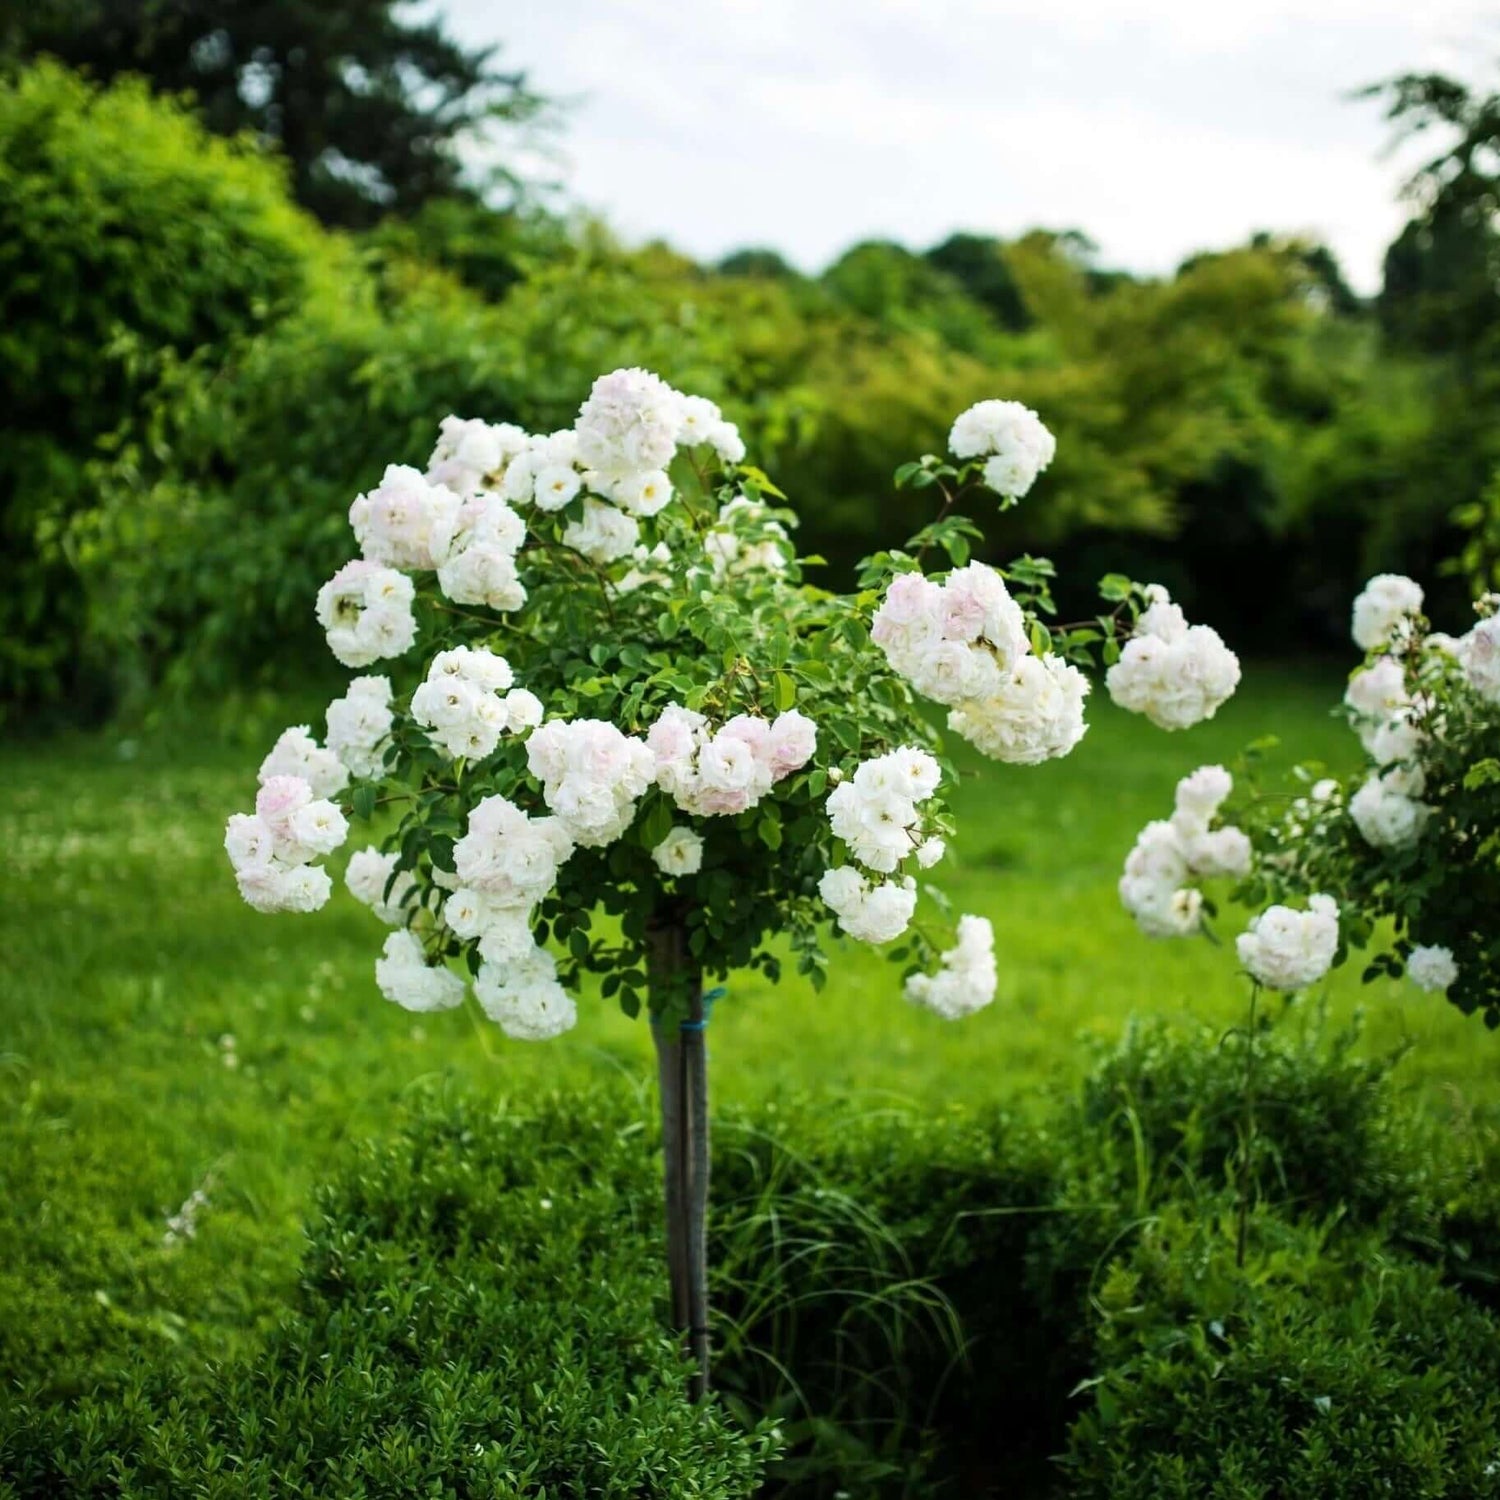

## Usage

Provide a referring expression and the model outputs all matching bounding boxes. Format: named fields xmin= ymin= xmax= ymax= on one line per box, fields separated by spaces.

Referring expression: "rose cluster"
xmin=349 ymin=454 xmax=530 ymax=616
xmin=527 ymin=718 xmax=657 ymax=846
xmin=225 ymin=772 xmax=348 ymax=914
xmin=325 ymin=676 xmax=395 ymax=780
xmin=314 ymin=371 xmax=752 ymax=668
xmin=1351 ymin=573 xmax=1425 ymax=653
xmin=904 ymin=915 xmax=997 ymax=1019
xmin=440 ymin=794 xmax=581 ymax=1039
xmin=374 ymin=930 xmax=466 ymax=1013
xmin=818 ymin=747 xmax=945 ymax=945
xmin=1349 ymin=768 xmax=1430 ymax=851
xmin=258 ymin=724 xmax=347 ymax=799
xmin=948 ymin=399 xmax=1057 ymax=499
xmin=474 ymin=948 xmax=578 ymax=1040
xmin=817 ymin=867 xmax=918 ymax=944
xmin=1105 ymin=586 xmax=1241 ymax=731
xmin=703 ymin=495 xmax=792 ymax=580
xmin=410 ymin=646 xmax=542 ymax=761
xmin=648 ymin=706 xmax=817 ymax=817
xmin=1119 ymin=765 xmax=1251 ymax=939
xmin=433 ymin=490 xmax=528 ymax=612
xmin=315 ymin=560 xmax=417 ymax=669
xmin=426 ymin=415 xmax=528 ymax=496
xmin=872 ymin=562 xmax=1089 ymax=765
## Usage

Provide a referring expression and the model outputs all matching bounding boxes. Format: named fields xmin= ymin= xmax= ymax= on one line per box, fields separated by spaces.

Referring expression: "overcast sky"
xmin=436 ymin=0 xmax=1499 ymax=293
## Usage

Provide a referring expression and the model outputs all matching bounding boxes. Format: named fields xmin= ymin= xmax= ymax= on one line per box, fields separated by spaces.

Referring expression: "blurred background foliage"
xmin=4 ymin=2 xmax=1500 ymax=723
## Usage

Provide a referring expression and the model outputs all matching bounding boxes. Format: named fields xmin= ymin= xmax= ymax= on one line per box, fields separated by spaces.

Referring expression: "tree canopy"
xmin=5 ymin=0 xmax=544 ymax=225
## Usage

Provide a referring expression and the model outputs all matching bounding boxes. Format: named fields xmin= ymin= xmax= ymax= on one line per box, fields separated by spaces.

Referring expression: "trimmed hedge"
xmin=1062 ymin=1209 xmax=1500 ymax=1499
xmin=0 ymin=1094 xmax=776 ymax=1497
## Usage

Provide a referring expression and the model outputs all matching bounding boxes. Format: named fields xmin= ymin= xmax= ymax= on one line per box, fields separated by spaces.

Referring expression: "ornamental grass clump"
xmin=223 ymin=371 xmax=1236 ymax=1395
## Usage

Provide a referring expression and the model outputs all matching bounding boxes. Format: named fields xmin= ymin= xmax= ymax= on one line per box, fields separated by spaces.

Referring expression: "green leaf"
xmin=639 ymin=796 xmax=675 ymax=850
xmin=773 ymin=671 xmax=796 ymax=712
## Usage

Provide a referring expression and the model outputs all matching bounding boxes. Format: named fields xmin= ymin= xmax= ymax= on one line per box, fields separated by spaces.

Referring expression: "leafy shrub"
xmin=1062 ymin=1207 xmax=1500 ymax=1499
xmin=0 ymin=60 xmax=345 ymax=719
xmin=711 ymin=1021 xmax=1500 ymax=1498
xmin=88 ymin=258 xmax=526 ymax=703
xmin=6 ymin=1023 xmax=1499 ymax=1498
xmin=0 ymin=1089 xmax=775 ymax=1497
xmin=1073 ymin=1015 xmax=1439 ymax=1230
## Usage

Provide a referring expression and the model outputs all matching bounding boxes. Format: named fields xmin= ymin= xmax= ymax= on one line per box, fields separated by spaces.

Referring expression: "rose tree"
xmin=1117 ymin=572 xmax=1500 ymax=1022
xmin=224 ymin=372 xmax=1241 ymax=1397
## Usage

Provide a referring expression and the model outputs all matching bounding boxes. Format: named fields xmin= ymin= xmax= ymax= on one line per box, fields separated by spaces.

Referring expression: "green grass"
xmin=2 ymin=662 xmax=1493 ymax=1390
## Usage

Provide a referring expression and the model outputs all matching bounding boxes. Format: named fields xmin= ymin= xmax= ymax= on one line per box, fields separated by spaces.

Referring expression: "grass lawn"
xmin=2 ymin=661 xmax=1493 ymax=1386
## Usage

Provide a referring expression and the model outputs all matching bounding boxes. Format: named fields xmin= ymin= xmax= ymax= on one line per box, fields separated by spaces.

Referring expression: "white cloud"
xmin=436 ymin=0 xmax=1500 ymax=292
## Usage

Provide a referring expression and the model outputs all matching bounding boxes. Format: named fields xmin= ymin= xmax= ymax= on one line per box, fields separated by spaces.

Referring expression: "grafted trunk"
xmin=648 ymin=918 xmax=710 ymax=1401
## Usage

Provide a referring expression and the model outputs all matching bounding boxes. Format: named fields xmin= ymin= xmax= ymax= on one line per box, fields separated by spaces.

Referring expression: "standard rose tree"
xmin=223 ymin=369 xmax=1241 ymax=1397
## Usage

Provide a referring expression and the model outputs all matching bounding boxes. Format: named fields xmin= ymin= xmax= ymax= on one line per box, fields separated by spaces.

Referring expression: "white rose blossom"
xmin=225 ymin=773 xmax=347 ymax=915
xmin=1236 ymin=895 xmax=1339 ymax=992
xmin=648 ymin=706 xmax=816 ymax=818
xmin=1120 ymin=766 xmax=1248 ymax=939
xmin=375 ymin=930 xmax=465 ymax=1012
xmin=325 ymin=677 xmax=394 ymax=780
xmin=411 ymin=647 xmax=533 ymax=762
xmin=947 ymin=654 xmax=1090 ymax=765
xmin=653 ymin=827 xmax=705 ymax=876
xmin=824 ymin=747 xmax=942 ymax=874
xmin=1407 ymin=944 xmax=1457 ymax=994
xmin=817 ymin=866 xmax=918 ymax=945
xmin=474 ymin=949 xmax=578 ymax=1040
xmin=1351 ymin=573 xmax=1424 ymax=652
xmin=349 ymin=463 xmax=461 ymax=571
xmin=948 ymin=399 xmax=1056 ymax=499
xmin=1105 ymin=586 xmax=1241 ymax=731
xmin=526 ymin=718 xmax=657 ymax=847
xmin=426 ymin=416 xmax=528 ymax=496
xmin=1349 ymin=772 xmax=1431 ymax=851
xmin=258 ymin=725 xmax=348 ymax=800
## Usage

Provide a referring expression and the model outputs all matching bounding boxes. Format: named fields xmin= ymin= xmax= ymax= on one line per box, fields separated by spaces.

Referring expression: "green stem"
xmin=1236 ymin=981 xmax=1261 ymax=1269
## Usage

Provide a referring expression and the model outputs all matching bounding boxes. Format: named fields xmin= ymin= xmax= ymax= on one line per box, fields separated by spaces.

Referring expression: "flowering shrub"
xmin=1119 ymin=573 xmax=1500 ymax=1023
xmin=222 ymin=367 xmax=1241 ymax=1389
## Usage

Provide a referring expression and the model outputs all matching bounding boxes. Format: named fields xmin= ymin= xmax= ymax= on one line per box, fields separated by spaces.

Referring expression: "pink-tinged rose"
xmin=255 ymin=775 xmax=313 ymax=834
xmin=768 ymin=710 xmax=817 ymax=777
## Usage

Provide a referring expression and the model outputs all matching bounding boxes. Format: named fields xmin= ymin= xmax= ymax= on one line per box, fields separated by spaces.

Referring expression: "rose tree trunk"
xmin=648 ymin=916 xmax=711 ymax=1402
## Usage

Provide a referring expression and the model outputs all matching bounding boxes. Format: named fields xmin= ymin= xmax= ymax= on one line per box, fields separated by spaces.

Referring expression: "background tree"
xmin=924 ymin=231 xmax=1033 ymax=331
xmin=4 ymin=0 xmax=544 ymax=226
xmin=1365 ymin=71 xmax=1500 ymax=363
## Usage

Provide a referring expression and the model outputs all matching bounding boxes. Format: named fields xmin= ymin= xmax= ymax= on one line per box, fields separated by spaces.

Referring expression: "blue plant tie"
xmin=651 ymin=986 xmax=726 ymax=1031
